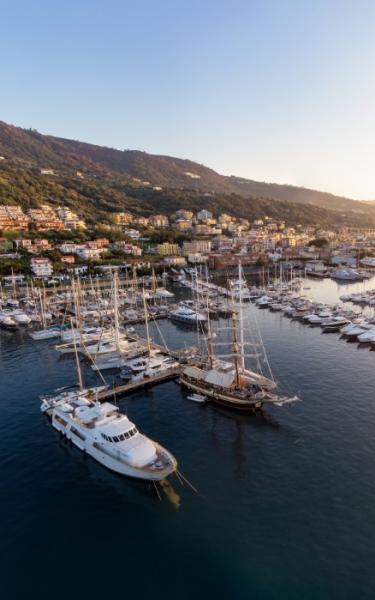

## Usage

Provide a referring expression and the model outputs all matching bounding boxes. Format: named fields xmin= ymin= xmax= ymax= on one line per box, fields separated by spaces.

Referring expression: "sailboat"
xmin=180 ymin=264 xmax=299 ymax=411
xmin=91 ymin=273 xmax=146 ymax=371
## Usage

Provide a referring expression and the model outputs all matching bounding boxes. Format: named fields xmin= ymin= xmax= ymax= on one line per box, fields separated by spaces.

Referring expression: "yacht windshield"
xmin=101 ymin=427 xmax=138 ymax=443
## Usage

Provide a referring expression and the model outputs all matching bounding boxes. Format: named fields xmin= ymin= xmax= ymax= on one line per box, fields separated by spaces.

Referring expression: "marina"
xmin=3 ymin=272 xmax=375 ymax=598
xmin=4 ymin=4 xmax=375 ymax=596
xmin=2 ymin=214 xmax=375 ymax=600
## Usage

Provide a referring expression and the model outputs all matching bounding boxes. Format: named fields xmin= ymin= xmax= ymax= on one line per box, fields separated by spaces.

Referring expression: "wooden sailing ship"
xmin=180 ymin=264 xmax=299 ymax=411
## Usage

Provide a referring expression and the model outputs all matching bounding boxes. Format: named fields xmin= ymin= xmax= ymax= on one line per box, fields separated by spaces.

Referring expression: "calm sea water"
xmin=1 ymin=277 xmax=375 ymax=599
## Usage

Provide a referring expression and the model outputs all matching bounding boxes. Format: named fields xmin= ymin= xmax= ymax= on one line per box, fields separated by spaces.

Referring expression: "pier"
xmin=97 ymin=366 xmax=181 ymax=401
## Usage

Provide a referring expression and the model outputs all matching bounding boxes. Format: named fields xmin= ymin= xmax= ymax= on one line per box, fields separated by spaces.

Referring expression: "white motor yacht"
xmin=0 ymin=312 xmax=17 ymax=330
xmin=11 ymin=310 xmax=31 ymax=325
xmin=80 ymin=336 xmax=131 ymax=356
xmin=321 ymin=317 xmax=350 ymax=333
xmin=230 ymin=278 xmax=251 ymax=301
xmin=331 ymin=269 xmax=361 ymax=281
xmin=60 ymin=327 xmax=101 ymax=343
xmin=129 ymin=356 xmax=179 ymax=381
xmin=357 ymin=329 xmax=375 ymax=344
xmin=6 ymin=298 xmax=19 ymax=309
xmin=255 ymin=295 xmax=272 ymax=308
xmin=345 ymin=326 xmax=368 ymax=341
xmin=155 ymin=288 xmax=174 ymax=299
xmin=340 ymin=294 xmax=353 ymax=302
xmin=30 ymin=325 xmax=63 ymax=340
xmin=121 ymin=352 xmax=162 ymax=373
xmin=40 ymin=388 xmax=177 ymax=481
xmin=91 ymin=342 xmax=146 ymax=371
xmin=340 ymin=320 xmax=365 ymax=335
xmin=170 ymin=306 xmax=207 ymax=326
xmin=306 ymin=314 xmax=322 ymax=326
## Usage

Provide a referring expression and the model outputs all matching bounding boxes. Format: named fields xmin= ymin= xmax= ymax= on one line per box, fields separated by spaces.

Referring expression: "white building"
xmin=31 ymin=257 xmax=53 ymax=278
xmin=188 ymin=253 xmax=207 ymax=264
xmin=75 ymin=246 xmax=103 ymax=260
xmin=197 ymin=209 xmax=213 ymax=222
xmin=124 ymin=228 xmax=141 ymax=240
xmin=59 ymin=243 xmax=79 ymax=254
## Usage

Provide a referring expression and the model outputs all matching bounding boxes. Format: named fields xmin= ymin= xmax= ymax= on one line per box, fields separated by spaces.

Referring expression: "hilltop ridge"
xmin=0 ymin=119 xmax=374 ymax=227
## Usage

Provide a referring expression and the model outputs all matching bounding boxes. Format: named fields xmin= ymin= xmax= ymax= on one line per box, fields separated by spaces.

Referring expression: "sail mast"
xmin=71 ymin=316 xmax=83 ymax=391
xmin=143 ymin=290 xmax=152 ymax=356
xmin=238 ymin=262 xmax=245 ymax=373
xmin=231 ymin=307 xmax=241 ymax=387
xmin=205 ymin=294 xmax=214 ymax=368
xmin=113 ymin=272 xmax=120 ymax=352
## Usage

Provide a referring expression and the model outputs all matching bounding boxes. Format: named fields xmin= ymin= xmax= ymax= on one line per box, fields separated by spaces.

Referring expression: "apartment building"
xmin=0 ymin=205 xmax=30 ymax=230
xmin=156 ymin=243 xmax=180 ymax=256
xmin=182 ymin=240 xmax=212 ymax=255
xmin=30 ymin=257 xmax=53 ymax=277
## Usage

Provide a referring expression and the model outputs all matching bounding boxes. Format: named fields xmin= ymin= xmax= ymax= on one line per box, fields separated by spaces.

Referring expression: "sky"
xmin=1 ymin=0 xmax=375 ymax=199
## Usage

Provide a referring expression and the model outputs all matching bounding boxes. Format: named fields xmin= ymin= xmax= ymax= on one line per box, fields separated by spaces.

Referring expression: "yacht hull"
xmin=180 ymin=377 xmax=264 ymax=411
xmin=50 ymin=418 xmax=176 ymax=481
xmin=170 ymin=315 xmax=206 ymax=327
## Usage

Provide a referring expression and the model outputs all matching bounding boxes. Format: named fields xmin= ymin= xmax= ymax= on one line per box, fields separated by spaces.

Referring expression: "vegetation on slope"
xmin=1 ymin=119 xmax=375 ymax=227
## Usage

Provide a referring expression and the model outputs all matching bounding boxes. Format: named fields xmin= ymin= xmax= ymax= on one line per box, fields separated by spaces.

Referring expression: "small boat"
xmin=331 ymin=269 xmax=362 ymax=281
xmin=357 ymin=329 xmax=375 ymax=344
xmin=30 ymin=325 xmax=64 ymax=340
xmin=321 ymin=318 xmax=350 ymax=333
xmin=187 ymin=393 xmax=207 ymax=403
xmin=155 ymin=288 xmax=174 ymax=299
xmin=11 ymin=310 xmax=31 ymax=325
xmin=256 ymin=295 xmax=271 ymax=308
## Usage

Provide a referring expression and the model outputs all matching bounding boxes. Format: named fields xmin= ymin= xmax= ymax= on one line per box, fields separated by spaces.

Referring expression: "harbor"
xmin=2 ymin=236 xmax=375 ymax=598
xmin=3 ymin=271 xmax=375 ymax=598
xmin=5 ymin=2 xmax=375 ymax=595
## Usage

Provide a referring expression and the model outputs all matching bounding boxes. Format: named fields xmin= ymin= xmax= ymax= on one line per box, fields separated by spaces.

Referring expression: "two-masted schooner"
xmin=180 ymin=264 xmax=299 ymax=411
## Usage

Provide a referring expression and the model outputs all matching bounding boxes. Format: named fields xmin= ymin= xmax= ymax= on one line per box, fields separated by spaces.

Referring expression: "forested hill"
xmin=0 ymin=119 xmax=374 ymax=227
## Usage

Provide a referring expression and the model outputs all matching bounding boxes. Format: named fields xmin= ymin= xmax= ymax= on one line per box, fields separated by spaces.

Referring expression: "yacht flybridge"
xmin=40 ymin=389 xmax=177 ymax=480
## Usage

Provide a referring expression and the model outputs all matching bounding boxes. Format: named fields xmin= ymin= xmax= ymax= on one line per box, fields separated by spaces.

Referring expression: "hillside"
xmin=0 ymin=119 xmax=374 ymax=227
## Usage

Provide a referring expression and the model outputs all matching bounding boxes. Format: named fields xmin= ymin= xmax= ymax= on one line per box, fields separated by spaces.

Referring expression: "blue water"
xmin=1 ymin=278 xmax=375 ymax=599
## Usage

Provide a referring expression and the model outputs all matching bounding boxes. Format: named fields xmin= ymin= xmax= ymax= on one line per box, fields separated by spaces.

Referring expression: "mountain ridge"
xmin=0 ymin=119 xmax=374 ymax=228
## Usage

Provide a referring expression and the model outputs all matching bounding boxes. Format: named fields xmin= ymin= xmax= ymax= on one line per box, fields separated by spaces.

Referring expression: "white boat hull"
xmin=50 ymin=419 xmax=176 ymax=481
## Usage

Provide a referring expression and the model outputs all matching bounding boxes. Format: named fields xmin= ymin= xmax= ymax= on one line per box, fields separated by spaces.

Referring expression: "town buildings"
xmin=0 ymin=206 xmax=30 ymax=230
xmin=6 ymin=202 xmax=375 ymax=278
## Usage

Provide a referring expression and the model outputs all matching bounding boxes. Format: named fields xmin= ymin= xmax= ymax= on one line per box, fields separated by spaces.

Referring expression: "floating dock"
xmin=97 ymin=366 xmax=181 ymax=401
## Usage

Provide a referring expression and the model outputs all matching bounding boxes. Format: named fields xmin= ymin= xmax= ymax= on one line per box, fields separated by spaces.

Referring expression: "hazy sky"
xmin=1 ymin=0 xmax=375 ymax=199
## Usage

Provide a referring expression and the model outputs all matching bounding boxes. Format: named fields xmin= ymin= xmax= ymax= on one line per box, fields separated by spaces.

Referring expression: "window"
xmin=71 ymin=427 xmax=86 ymax=441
